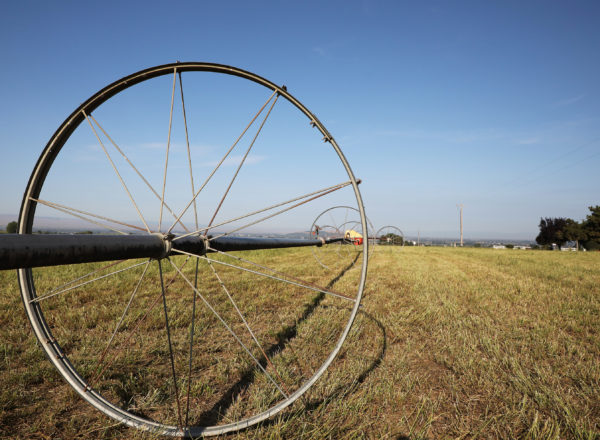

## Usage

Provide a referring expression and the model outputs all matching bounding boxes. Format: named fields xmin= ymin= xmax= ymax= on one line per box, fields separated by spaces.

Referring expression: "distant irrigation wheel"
xmin=16 ymin=63 xmax=368 ymax=437
xmin=376 ymin=225 xmax=405 ymax=247
xmin=309 ymin=206 xmax=374 ymax=270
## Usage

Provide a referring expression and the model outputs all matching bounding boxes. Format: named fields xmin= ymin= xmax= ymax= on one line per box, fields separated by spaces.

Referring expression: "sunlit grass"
xmin=1 ymin=247 xmax=598 ymax=439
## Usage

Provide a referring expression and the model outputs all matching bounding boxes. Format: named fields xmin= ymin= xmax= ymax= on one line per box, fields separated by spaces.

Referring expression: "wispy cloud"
xmin=552 ymin=94 xmax=585 ymax=108
xmin=313 ymin=46 xmax=327 ymax=57
xmin=312 ymin=40 xmax=349 ymax=58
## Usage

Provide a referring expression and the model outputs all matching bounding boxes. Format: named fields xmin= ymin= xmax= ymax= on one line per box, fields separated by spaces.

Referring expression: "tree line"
xmin=536 ymin=205 xmax=600 ymax=250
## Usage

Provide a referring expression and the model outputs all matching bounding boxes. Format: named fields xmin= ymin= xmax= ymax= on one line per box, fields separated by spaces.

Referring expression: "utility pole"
xmin=457 ymin=204 xmax=464 ymax=247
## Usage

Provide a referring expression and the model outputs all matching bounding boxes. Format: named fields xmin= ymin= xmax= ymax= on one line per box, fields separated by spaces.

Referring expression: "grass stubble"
xmin=0 ymin=247 xmax=598 ymax=439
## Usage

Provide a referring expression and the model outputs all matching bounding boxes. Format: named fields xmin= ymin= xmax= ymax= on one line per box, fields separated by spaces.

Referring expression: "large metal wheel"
xmin=17 ymin=63 xmax=368 ymax=437
xmin=376 ymin=225 xmax=405 ymax=247
xmin=309 ymin=206 xmax=374 ymax=271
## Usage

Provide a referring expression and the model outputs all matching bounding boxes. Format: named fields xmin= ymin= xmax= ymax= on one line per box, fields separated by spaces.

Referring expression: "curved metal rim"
xmin=376 ymin=225 xmax=405 ymax=247
xmin=17 ymin=62 xmax=369 ymax=437
xmin=310 ymin=205 xmax=374 ymax=270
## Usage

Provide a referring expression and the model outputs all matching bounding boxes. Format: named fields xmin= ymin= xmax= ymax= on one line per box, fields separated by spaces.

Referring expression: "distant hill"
xmin=0 ymin=214 xmax=534 ymax=243
xmin=0 ymin=214 xmax=107 ymax=233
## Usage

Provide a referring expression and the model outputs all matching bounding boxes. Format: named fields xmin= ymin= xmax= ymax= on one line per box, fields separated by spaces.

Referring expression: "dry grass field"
xmin=1 ymin=246 xmax=599 ymax=439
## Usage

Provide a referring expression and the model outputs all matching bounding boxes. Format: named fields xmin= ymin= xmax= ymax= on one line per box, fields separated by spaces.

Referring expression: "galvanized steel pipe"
xmin=0 ymin=234 xmax=344 ymax=270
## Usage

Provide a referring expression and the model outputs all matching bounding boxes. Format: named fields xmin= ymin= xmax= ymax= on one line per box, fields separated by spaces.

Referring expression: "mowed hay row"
xmin=1 ymin=247 xmax=599 ymax=439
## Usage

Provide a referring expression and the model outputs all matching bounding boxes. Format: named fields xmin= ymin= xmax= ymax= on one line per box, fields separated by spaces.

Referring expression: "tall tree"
xmin=582 ymin=205 xmax=600 ymax=250
xmin=6 ymin=221 xmax=17 ymax=234
xmin=536 ymin=217 xmax=569 ymax=249
xmin=564 ymin=219 xmax=587 ymax=251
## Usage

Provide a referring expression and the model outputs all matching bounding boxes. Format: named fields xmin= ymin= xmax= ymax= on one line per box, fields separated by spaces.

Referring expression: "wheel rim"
xmin=17 ymin=63 xmax=368 ymax=437
xmin=309 ymin=206 xmax=374 ymax=271
xmin=376 ymin=225 xmax=405 ymax=247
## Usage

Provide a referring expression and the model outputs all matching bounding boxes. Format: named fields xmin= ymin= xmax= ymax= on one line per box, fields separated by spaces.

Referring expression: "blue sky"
xmin=1 ymin=1 xmax=599 ymax=240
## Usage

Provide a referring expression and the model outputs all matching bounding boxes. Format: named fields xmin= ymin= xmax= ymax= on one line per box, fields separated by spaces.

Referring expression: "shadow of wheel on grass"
xmin=224 ymin=306 xmax=391 ymax=438
xmin=302 ymin=306 xmax=387 ymax=409
xmin=192 ymin=252 xmax=367 ymax=428
xmin=190 ymin=252 xmax=400 ymax=438
xmin=260 ymin=308 xmax=418 ymax=440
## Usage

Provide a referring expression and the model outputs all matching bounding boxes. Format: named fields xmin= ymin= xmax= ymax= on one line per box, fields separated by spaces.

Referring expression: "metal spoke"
xmin=179 ymin=72 xmax=199 ymax=232
xmin=39 ymin=259 xmax=126 ymax=299
xmin=31 ymin=260 xmax=149 ymax=303
xmin=208 ymin=247 xmax=355 ymax=302
xmin=339 ymin=220 xmax=355 ymax=258
xmin=158 ymin=260 xmax=184 ymax=428
xmin=207 ymin=261 xmax=291 ymax=394
xmin=159 ymin=69 xmax=178 ymax=232
xmin=203 ymin=94 xmax=279 ymax=234
xmin=184 ymin=258 xmax=199 ymax=427
xmin=83 ymin=110 xmax=152 ymax=234
xmin=173 ymin=180 xmax=351 ymax=242
xmin=31 ymin=197 xmax=145 ymax=233
xmin=173 ymin=248 xmax=356 ymax=303
xmin=88 ymin=114 xmax=190 ymax=233
xmin=169 ymin=258 xmax=289 ymax=399
xmin=166 ymin=90 xmax=278 ymax=234
xmin=95 ymin=261 xmax=151 ymax=371
xmin=30 ymin=197 xmax=129 ymax=235
xmin=87 ymin=288 xmax=165 ymax=392
xmin=179 ymin=70 xmax=200 ymax=427
xmin=85 ymin=257 xmax=203 ymax=398
xmin=88 ymin=256 xmax=191 ymax=390
xmin=341 ymin=208 xmax=349 ymax=252
xmin=329 ymin=211 xmax=338 ymax=232
xmin=208 ymin=180 xmax=350 ymax=242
